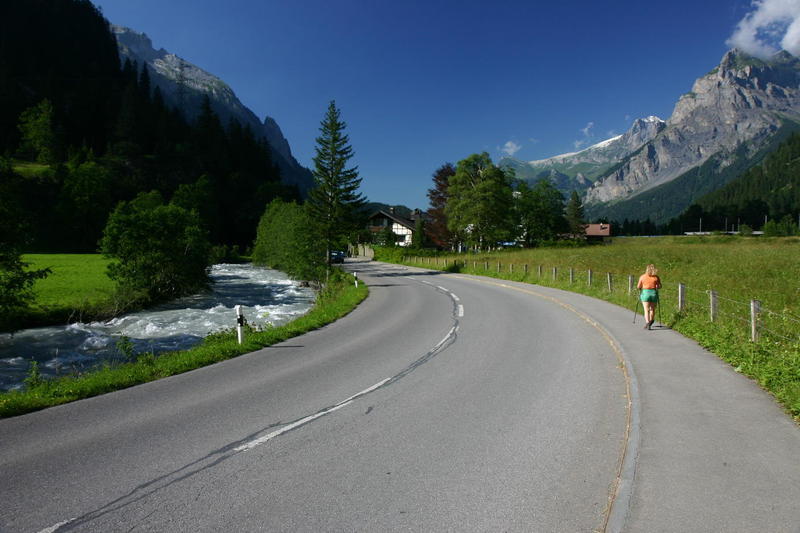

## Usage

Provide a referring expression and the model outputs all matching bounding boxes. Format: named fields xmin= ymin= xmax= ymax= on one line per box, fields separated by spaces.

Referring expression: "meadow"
xmin=16 ymin=254 xmax=117 ymax=328
xmin=378 ymin=235 xmax=800 ymax=420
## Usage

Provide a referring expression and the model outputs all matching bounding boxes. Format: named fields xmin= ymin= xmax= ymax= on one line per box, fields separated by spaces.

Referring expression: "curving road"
xmin=1 ymin=260 xmax=798 ymax=532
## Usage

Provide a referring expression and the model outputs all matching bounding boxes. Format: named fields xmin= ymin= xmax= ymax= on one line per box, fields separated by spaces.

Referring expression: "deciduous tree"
xmin=445 ymin=153 xmax=514 ymax=250
xmin=426 ymin=163 xmax=455 ymax=248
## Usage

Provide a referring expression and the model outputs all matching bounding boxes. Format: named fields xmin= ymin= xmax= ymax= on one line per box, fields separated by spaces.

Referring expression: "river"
xmin=0 ymin=264 xmax=315 ymax=391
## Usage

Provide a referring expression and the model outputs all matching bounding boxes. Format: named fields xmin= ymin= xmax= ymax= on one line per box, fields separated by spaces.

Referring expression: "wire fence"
xmin=404 ymin=255 xmax=800 ymax=348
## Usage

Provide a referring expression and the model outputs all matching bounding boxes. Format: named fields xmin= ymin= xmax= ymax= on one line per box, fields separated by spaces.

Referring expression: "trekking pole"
xmin=632 ymin=292 xmax=641 ymax=324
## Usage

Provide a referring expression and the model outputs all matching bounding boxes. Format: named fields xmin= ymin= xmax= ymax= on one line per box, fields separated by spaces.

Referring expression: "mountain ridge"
xmin=112 ymin=25 xmax=314 ymax=195
xmin=583 ymin=48 xmax=800 ymax=222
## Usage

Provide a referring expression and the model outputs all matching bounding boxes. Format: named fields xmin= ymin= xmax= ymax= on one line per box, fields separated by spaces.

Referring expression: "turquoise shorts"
xmin=640 ymin=289 xmax=659 ymax=303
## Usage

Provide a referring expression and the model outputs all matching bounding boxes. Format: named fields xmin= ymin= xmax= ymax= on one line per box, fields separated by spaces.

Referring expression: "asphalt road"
xmin=1 ymin=260 xmax=798 ymax=532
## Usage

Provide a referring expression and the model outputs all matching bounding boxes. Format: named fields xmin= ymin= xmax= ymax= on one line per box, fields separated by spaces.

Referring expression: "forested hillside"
xmin=0 ymin=0 xmax=298 ymax=252
xmin=664 ymin=132 xmax=800 ymax=233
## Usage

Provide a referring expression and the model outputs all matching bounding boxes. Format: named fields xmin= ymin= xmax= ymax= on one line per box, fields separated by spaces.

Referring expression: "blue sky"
xmin=93 ymin=0 xmax=795 ymax=210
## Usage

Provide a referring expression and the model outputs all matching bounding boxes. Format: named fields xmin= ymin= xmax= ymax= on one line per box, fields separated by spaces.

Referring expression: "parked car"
xmin=329 ymin=250 xmax=346 ymax=263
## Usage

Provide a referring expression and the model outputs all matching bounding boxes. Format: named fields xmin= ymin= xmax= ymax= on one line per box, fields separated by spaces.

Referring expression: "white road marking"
xmin=437 ymin=285 xmax=447 ymax=292
xmin=458 ymin=305 xmax=464 ymax=317
xmin=452 ymin=294 xmax=460 ymax=302
xmin=234 ymin=378 xmax=391 ymax=453
xmin=38 ymin=518 xmax=76 ymax=533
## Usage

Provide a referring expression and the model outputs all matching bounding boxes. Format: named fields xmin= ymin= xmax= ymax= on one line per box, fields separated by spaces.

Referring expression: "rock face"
xmin=585 ymin=49 xmax=800 ymax=205
xmin=500 ymin=116 xmax=665 ymax=193
xmin=112 ymin=25 xmax=314 ymax=195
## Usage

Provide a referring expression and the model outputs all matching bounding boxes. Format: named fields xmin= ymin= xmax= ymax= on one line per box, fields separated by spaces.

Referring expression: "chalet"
xmin=585 ymin=223 xmax=612 ymax=243
xmin=367 ymin=208 xmax=428 ymax=247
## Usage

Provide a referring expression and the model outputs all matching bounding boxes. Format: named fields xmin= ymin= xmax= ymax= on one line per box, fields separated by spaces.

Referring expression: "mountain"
xmin=501 ymin=116 xmax=665 ymax=193
xmin=585 ymin=49 xmax=800 ymax=223
xmin=112 ymin=26 xmax=314 ymax=195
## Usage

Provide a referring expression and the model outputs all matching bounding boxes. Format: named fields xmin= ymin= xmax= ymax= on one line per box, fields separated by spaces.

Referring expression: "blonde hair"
xmin=645 ymin=264 xmax=658 ymax=276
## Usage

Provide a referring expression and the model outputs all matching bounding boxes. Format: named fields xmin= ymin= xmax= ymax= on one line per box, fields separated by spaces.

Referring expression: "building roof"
xmin=368 ymin=209 xmax=415 ymax=230
xmin=585 ymin=223 xmax=612 ymax=237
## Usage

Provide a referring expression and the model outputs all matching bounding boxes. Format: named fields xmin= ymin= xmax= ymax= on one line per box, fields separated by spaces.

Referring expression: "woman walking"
xmin=637 ymin=264 xmax=662 ymax=330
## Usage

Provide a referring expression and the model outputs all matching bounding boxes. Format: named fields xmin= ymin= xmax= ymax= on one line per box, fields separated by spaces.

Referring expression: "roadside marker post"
xmin=235 ymin=305 xmax=245 ymax=345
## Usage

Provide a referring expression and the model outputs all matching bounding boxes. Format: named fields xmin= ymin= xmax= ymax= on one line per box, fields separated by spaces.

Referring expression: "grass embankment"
xmin=378 ymin=236 xmax=800 ymax=420
xmin=0 ymin=269 xmax=368 ymax=418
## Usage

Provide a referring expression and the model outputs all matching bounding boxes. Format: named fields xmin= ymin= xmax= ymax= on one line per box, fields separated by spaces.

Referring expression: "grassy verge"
xmin=0 ymin=269 xmax=368 ymax=418
xmin=378 ymin=237 xmax=800 ymax=420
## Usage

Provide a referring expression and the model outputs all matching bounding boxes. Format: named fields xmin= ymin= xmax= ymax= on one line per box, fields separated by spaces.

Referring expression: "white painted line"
xmin=436 ymin=285 xmax=448 ymax=292
xmin=458 ymin=305 xmax=464 ymax=317
xmin=434 ymin=326 xmax=458 ymax=350
xmin=452 ymin=294 xmax=460 ymax=302
xmin=39 ymin=518 xmax=76 ymax=533
xmin=234 ymin=377 xmax=391 ymax=453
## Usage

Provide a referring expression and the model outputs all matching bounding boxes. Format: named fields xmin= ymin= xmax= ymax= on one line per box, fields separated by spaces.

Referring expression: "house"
xmin=367 ymin=208 xmax=419 ymax=247
xmin=585 ymin=223 xmax=612 ymax=243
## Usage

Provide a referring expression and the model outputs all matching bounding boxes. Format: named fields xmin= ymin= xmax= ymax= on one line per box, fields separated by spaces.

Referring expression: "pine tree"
xmin=565 ymin=190 xmax=586 ymax=237
xmin=307 ymin=101 xmax=367 ymax=265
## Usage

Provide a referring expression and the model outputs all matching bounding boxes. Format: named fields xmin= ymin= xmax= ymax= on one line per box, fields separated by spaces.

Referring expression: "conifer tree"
xmin=307 ymin=101 xmax=367 ymax=265
xmin=565 ymin=190 xmax=586 ymax=237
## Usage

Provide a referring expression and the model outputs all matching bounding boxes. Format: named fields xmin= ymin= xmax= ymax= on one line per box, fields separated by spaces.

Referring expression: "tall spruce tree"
xmin=307 ymin=101 xmax=367 ymax=265
xmin=565 ymin=190 xmax=586 ymax=237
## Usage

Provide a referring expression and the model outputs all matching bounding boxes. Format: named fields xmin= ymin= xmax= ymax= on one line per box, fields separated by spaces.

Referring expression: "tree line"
xmin=423 ymin=153 xmax=586 ymax=251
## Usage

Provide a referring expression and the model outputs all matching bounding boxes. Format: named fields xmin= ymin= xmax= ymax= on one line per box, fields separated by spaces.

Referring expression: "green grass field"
xmin=382 ymin=235 xmax=800 ymax=420
xmin=17 ymin=254 xmax=116 ymax=327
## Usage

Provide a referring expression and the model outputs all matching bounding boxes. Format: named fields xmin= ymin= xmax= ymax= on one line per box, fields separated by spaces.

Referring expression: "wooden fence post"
xmin=569 ymin=268 xmax=574 ymax=284
xmin=709 ymin=290 xmax=718 ymax=323
xmin=510 ymin=263 xmax=514 ymax=274
xmin=751 ymin=299 xmax=761 ymax=342
xmin=678 ymin=283 xmax=686 ymax=312
xmin=497 ymin=262 xmax=501 ymax=273
xmin=587 ymin=269 xmax=593 ymax=287
xmin=552 ymin=267 xmax=557 ymax=280
xmin=484 ymin=261 xmax=488 ymax=271
xmin=538 ymin=265 xmax=542 ymax=277
xmin=524 ymin=264 xmax=529 ymax=275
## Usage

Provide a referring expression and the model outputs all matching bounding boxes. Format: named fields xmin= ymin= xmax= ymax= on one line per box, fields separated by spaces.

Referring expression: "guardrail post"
xmin=678 ymin=283 xmax=686 ymax=312
xmin=552 ymin=267 xmax=557 ymax=280
xmin=587 ymin=269 xmax=593 ymax=287
xmin=751 ymin=299 xmax=761 ymax=342
xmin=538 ymin=265 xmax=542 ymax=277
xmin=607 ymin=272 xmax=613 ymax=292
xmin=569 ymin=268 xmax=574 ymax=284
xmin=628 ymin=275 xmax=634 ymax=295
xmin=497 ymin=262 xmax=501 ymax=273
xmin=484 ymin=261 xmax=488 ymax=271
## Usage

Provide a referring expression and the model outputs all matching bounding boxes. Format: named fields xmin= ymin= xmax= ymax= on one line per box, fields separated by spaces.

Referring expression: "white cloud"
xmin=573 ymin=140 xmax=586 ymax=150
xmin=726 ymin=0 xmax=800 ymax=58
xmin=500 ymin=140 xmax=522 ymax=156
xmin=529 ymin=137 xmax=540 ymax=144
xmin=580 ymin=122 xmax=595 ymax=137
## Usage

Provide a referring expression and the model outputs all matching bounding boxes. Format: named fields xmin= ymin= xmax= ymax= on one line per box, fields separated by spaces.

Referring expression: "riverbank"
xmin=0 ymin=269 xmax=367 ymax=417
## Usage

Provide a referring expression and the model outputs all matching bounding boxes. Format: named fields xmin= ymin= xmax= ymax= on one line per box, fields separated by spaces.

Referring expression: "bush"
xmin=252 ymin=199 xmax=325 ymax=281
xmin=100 ymin=191 xmax=211 ymax=302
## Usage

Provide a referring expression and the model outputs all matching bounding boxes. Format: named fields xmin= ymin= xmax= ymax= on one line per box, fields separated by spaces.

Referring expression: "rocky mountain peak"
xmin=584 ymin=48 xmax=800 ymax=217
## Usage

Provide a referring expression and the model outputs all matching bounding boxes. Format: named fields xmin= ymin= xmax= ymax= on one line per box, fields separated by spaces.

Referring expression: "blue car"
xmin=329 ymin=250 xmax=345 ymax=263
